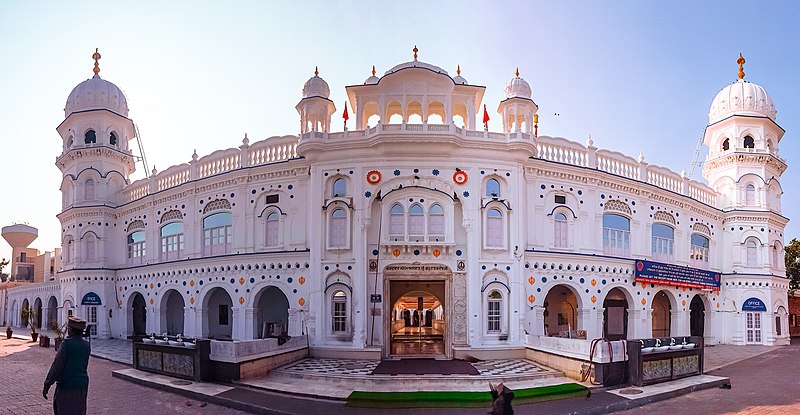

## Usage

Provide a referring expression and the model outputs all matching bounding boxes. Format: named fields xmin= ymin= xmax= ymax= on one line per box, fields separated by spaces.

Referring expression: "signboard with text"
xmin=634 ymin=260 xmax=721 ymax=289
xmin=81 ymin=292 xmax=102 ymax=305
xmin=742 ymin=297 xmax=767 ymax=312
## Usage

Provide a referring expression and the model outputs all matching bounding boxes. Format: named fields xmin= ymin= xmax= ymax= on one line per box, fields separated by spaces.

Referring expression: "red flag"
xmin=343 ymin=102 xmax=350 ymax=123
xmin=482 ymin=104 xmax=490 ymax=128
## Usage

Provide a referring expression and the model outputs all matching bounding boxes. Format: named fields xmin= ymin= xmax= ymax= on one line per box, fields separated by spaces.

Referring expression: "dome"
xmin=453 ymin=65 xmax=467 ymax=85
xmin=385 ymin=60 xmax=449 ymax=76
xmin=708 ymin=79 xmax=776 ymax=124
xmin=504 ymin=70 xmax=532 ymax=99
xmin=302 ymin=67 xmax=330 ymax=99
xmin=64 ymin=74 xmax=129 ymax=118
xmin=364 ymin=75 xmax=379 ymax=85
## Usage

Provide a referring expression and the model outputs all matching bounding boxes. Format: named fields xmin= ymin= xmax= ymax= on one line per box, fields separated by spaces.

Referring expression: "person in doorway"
xmin=43 ymin=316 xmax=91 ymax=415
xmin=489 ymin=382 xmax=514 ymax=415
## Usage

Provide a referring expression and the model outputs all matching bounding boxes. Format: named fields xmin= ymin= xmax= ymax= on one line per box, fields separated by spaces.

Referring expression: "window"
xmin=389 ymin=204 xmax=404 ymax=240
xmin=408 ymin=204 xmax=424 ymax=237
xmin=329 ymin=209 xmax=347 ymax=248
xmin=64 ymin=238 xmax=73 ymax=263
xmin=746 ymin=184 xmax=755 ymax=205
xmin=745 ymin=312 xmax=762 ymax=343
xmin=773 ymin=243 xmax=782 ymax=268
xmin=554 ymin=212 xmax=568 ymax=248
xmin=332 ymin=178 xmax=346 ymax=197
xmin=263 ymin=212 xmax=279 ymax=247
xmin=128 ymin=231 xmax=146 ymax=264
xmin=690 ymin=234 xmax=710 ymax=267
xmin=603 ymin=214 xmax=630 ymax=257
xmin=486 ymin=179 xmax=501 ymax=198
xmin=428 ymin=204 xmax=444 ymax=238
xmin=486 ymin=209 xmax=504 ymax=248
xmin=332 ymin=291 xmax=347 ymax=332
xmin=85 ymin=234 xmax=96 ymax=261
xmin=203 ymin=212 xmax=232 ymax=256
xmin=722 ymin=138 xmax=730 ymax=151
xmin=652 ymin=223 xmax=674 ymax=262
xmin=84 ymin=179 xmax=95 ymax=201
xmin=487 ymin=290 xmax=502 ymax=333
xmin=554 ymin=195 xmax=566 ymax=204
xmin=109 ymin=132 xmax=117 ymax=146
xmin=746 ymin=240 xmax=758 ymax=267
xmin=160 ymin=223 xmax=183 ymax=261
xmin=219 ymin=304 xmax=229 ymax=325
xmin=744 ymin=135 xmax=755 ymax=149
xmin=84 ymin=130 xmax=96 ymax=144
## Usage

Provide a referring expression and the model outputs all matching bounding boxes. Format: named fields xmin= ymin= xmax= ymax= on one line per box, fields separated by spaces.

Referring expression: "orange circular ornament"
xmin=591 ymin=279 xmax=597 ymax=287
xmin=433 ymin=249 xmax=441 ymax=257
xmin=239 ymin=296 xmax=245 ymax=305
xmin=528 ymin=295 xmax=535 ymax=303
xmin=299 ymin=297 xmax=306 ymax=307
xmin=189 ymin=280 xmax=195 ymax=287
xmin=299 ymin=276 xmax=305 ymax=285
xmin=239 ymin=277 xmax=245 ymax=285
xmin=453 ymin=170 xmax=468 ymax=185
xmin=528 ymin=276 xmax=535 ymax=285
xmin=641 ymin=298 xmax=647 ymax=305
xmin=190 ymin=297 xmax=195 ymax=305
xmin=366 ymin=170 xmax=382 ymax=185
xmin=682 ymin=300 xmax=686 ymax=306
xmin=591 ymin=295 xmax=597 ymax=303
xmin=393 ymin=249 xmax=401 ymax=257
xmin=149 ymin=298 xmax=155 ymax=305
xmin=150 ymin=283 xmax=154 ymax=289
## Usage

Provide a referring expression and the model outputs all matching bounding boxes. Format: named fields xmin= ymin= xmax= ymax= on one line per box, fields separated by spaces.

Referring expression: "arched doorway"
xmin=161 ymin=290 xmax=185 ymax=335
xmin=9 ymin=300 xmax=18 ymax=327
xmin=603 ymin=288 xmax=629 ymax=340
xmin=652 ymin=291 xmax=672 ymax=337
xmin=544 ymin=284 xmax=581 ymax=337
xmin=253 ymin=286 xmax=289 ymax=339
xmin=47 ymin=296 xmax=59 ymax=330
xmin=689 ymin=295 xmax=705 ymax=337
xmin=33 ymin=298 xmax=43 ymax=330
xmin=390 ymin=289 xmax=444 ymax=355
xmin=203 ymin=288 xmax=232 ymax=340
xmin=131 ymin=293 xmax=147 ymax=335
xmin=20 ymin=299 xmax=30 ymax=328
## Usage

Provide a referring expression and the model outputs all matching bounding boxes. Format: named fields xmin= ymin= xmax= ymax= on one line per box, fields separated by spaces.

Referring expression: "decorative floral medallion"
xmin=432 ymin=249 xmax=441 ymax=257
xmin=641 ymin=298 xmax=647 ymax=305
xmin=298 ymin=276 xmax=305 ymax=285
xmin=528 ymin=295 xmax=535 ymax=303
xmin=528 ymin=276 xmax=535 ymax=285
xmin=393 ymin=248 xmax=401 ymax=257
xmin=366 ymin=170 xmax=382 ymax=184
xmin=190 ymin=297 xmax=195 ymax=305
xmin=453 ymin=170 xmax=468 ymax=185
xmin=149 ymin=298 xmax=155 ymax=305
xmin=591 ymin=295 xmax=597 ymax=303
xmin=299 ymin=297 xmax=306 ymax=306
xmin=189 ymin=280 xmax=195 ymax=287
xmin=239 ymin=296 xmax=245 ymax=305
xmin=239 ymin=277 xmax=245 ymax=285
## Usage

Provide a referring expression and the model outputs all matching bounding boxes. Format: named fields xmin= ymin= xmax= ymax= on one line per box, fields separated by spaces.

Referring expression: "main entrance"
xmin=387 ymin=279 xmax=447 ymax=357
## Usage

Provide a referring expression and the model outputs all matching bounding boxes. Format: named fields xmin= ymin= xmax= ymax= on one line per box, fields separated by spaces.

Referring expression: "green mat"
xmin=346 ymin=382 xmax=589 ymax=408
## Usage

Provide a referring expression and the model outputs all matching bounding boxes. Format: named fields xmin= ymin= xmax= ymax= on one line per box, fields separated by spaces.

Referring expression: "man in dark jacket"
xmin=43 ymin=316 xmax=91 ymax=415
xmin=489 ymin=382 xmax=514 ymax=415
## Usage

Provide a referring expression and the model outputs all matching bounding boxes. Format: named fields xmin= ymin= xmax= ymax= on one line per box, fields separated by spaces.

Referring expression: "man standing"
xmin=43 ymin=316 xmax=91 ymax=415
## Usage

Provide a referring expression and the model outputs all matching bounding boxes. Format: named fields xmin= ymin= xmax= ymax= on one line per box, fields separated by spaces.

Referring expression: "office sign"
xmin=81 ymin=292 xmax=102 ymax=305
xmin=742 ymin=297 xmax=767 ymax=312
xmin=634 ymin=260 xmax=721 ymax=289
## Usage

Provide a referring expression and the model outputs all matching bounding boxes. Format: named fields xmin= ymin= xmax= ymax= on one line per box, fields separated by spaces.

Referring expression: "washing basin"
xmin=183 ymin=342 xmax=196 ymax=348
xmin=669 ymin=345 xmax=684 ymax=350
xmin=142 ymin=338 xmax=155 ymax=344
xmin=641 ymin=347 xmax=655 ymax=354
xmin=684 ymin=343 xmax=696 ymax=349
xmin=656 ymin=345 xmax=671 ymax=352
xmin=155 ymin=339 xmax=169 ymax=345
xmin=168 ymin=340 xmax=182 ymax=346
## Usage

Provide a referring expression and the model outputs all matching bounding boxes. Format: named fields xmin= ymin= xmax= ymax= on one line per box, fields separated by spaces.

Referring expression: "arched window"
xmin=746 ymin=184 xmax=756 ymax=205
xmin=486 ymin=179 xmax=501 ymax=198
xmin=690 ymin=234 xmax=710 ymax=267
xmin=109 ymin=132 xmax=118 ymax=146
xmin=486 ymin=209 xmax=504 ymax=248
xmin=603 ymin=214 xmax=630 ymax=257
xmin=160 ymin=223 xmax=184 ymax=261
xmin=85 ymin=233 xmax=96 ymax=261
xmin=329 ymin=209 xmax=347 ymax=248
xmin=746 ymin=239 xmax=758 ymax=267
xmin=84 ymin=130 xmax=96 ymax=144
xmin=84 ymin=179 xmax=95 ymax=201
xmin=63 ymin=237 xmax=73 ymax=263
xmin=554 ymin=212 xmax=568 ymax=248
xmin=428 ymin=204 xmax=444 ymax=238
xmin=203 ymin=212 xmax=232 ymax=256
xmin=773 ymin=242 xmax=782 ymax=269
xmin=332 ymin=290 xmax=347 ymax=333
xmin=408 ymin=204 xmax=424 ymax=237
xmin=389 ymin=204 xmax=404 ymax=239
xmin=332 ymin=178 xmax=346 ymax=197
xmin=744 ymin=135 xmax=755 ymax=149
xmin=128 ymin=231 xmax=146 ymax=265
xmin=487 ymin=290 xmax=503 ymax=333
xmin=722 ymin=138 xmax=730 ymax=151
xmin=652 ymin=223 xmax=675 ymax=262
xmin=265 ymin=212 xmax=279 ymax=247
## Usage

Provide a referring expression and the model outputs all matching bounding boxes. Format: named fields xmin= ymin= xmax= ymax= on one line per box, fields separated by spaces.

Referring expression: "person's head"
xmin=67 ymin=316 xmax=87 ymax=338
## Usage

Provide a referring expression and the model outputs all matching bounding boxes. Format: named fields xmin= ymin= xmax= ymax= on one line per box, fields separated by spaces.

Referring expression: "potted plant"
xmin=51 ymin=320 xmax=65 ymax=351
xmin=19 ymin=306 xmax=38 ymax=342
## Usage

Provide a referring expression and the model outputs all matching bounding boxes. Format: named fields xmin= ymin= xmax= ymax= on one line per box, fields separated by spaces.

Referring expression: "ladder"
xmin=133 ymin=124 xmax=150 ymax=178
xmin=688 ymin=129 xmax=706 ymax=178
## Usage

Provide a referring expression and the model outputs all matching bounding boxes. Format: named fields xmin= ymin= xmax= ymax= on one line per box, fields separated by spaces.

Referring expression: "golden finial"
xmin=457 ymin=65 xmax=461 ymax=75
xmin=413 ymin=45 xmax=418 ymax=60
xmin=737 ymin=53 xmax=746 ymax=80
xmin=92 ymin=48 xmax=101 ymax=76
xmin=515 ymin=67 xmax=520 ymax=77
xmin=372 ymin=65 xmax=376 ymax=76
xmin=314 ymin=66 xmax=319 ymax=77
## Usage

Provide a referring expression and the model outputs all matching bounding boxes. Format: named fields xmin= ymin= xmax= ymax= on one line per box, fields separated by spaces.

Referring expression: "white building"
xmin=5 ymin=49 xmax=790 ymax=364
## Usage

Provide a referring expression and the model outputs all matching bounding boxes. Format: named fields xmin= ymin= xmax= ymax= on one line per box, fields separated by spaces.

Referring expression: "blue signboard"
xmin=742 ymin=297 xmax=767 ymax=312
xmin=634 ymin=260 xmax=721 ymax=289
xmin=81 ymin=292 xmax=102 ymax=306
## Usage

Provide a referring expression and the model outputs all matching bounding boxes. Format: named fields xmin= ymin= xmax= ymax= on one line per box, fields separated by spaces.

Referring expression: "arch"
xmin=127 ymin=230 xmax=146 ymax=264
xmin=603 ymin=287 xmax=631 ymax=340
xmin=554 ymin=211 xmax=568 ymax=248
xmin=746 ymin=184 xmax=756 ymax=205
xmin=202 ymin=198 xmax=232 ymax=214
xmin=84 ymin=179 xmax=95 ymax=201
xmin=33 ymin=297 xmax=43 ymax=330
xmin=202 ymin=287 xmax=233 ymax=339
xmin=652 ymin=223 xmax=675 ymax=261
xmin=46 ymin=296 xmax=59 ymax=329
xmin=84 ymin=129 xmax=96 ymax=144
xmin=452 ymin=102 xmax=468 ymax=128
xmin=265 ymin=211 xmax=280 ymax=247
xmin=745 ymin=236 xmax=760 ymax=267
xmin=203 ymin=212 xmax=232 ymax=256
xmin=722 ymin=138 xmax=730 ymax=151
xmin=603 ymin=200 xmax=632 ymax=215
xmin=689 ymin=294 xmax=707 ymax=337
xmin=331 ymin=290 xmax=349 ymax=334
xmin=651 ymin=290 xmax=676 ymax=337
xmin=773 ymin=240 xmax=784 ymax=270
xmin=126 ymin=220 xmax=145 ymax=233
xmin=20 ymin=298 xmax=30 ymax=327
xmin=109 ymin=131 xmax=118 ymax=146
xmin=692 ymin=223 xmax=711 ymax=236
xmin=486 ymin=208 xmax=504 ymax=248
xmin=160 ymin=289 xmax=185 ymax=335
xmin=743 ymin=135 xmax=755 ymax=149
xmin=690 ymin=233 xmax=710 ymax=266
xmin=129 ymin=292 xmax=147 ymax=336
xmin=428 ymin=203 xmax=445 ymax=238
xmin=485 ymin=178 xmax=501 ymax=198
xmin=82 ymin=231 xmax=98 ymax=261
xmin=543 ymin=284 xmax=584 ymax=336
xmin=62 ymin=235 xmax=74 ymax=264
xmin=408 ymin=204 xmax=424 ymax=237
xmin=653 ymin=211 xmax=676 ymax=225
xmin=427 ymin=101 xmax=446 ymax=124
xmin=331 ymin=177 xmax=347 ymax=198
xmin=389 ymin=203 xmax=404 ymax=237
xmin=603 ymin=213 xmax=630 ymax=257
xmin=406 ymin=101 xmax=423 ymax=123
xmin=329 ymin=208 xmax=348 ymax=248
xmin=160 ymin=210 xmax=183 ymax=223
xmin=253 ymin=286 xmax=289 ymax=339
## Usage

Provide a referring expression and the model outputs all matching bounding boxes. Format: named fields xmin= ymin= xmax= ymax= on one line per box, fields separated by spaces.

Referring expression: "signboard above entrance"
xmin=384 ymin=265 xmax=449 ymax=272
xmin=742 ymin=297 xmax=767 ymax=312
xmin=81 ymin=292 xmax=102 ymax=305
xmin=634 ymin=260 xmax=721 ymax=290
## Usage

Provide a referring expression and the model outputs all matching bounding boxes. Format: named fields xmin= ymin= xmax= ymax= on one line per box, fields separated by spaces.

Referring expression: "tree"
xmin=784 ymin=238 xmax=800 ymax=291
xmin=0 ymin=257 xmax=8 ymax=281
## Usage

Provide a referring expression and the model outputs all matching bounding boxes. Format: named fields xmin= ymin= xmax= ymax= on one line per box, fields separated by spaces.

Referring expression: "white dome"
xmin=64 ymin=74 xmax=129 ymax=118
xmin=302 ymin=75 xmax=330 ymax=99
xmin=708 ymin=79 xmax=776 ymax=124
xmin=453 ymin=75 xmax=468 ymax=85
xmin=385 ymin=60 xmax=449 ymax=76
xmin=364 ymin=75 xmax=379 ymax=85
xmin=504 ymin=75 xmax=532 ymax=99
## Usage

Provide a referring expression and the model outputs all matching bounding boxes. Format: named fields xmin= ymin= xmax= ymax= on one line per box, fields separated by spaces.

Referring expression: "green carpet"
xmin=346 ymin=382 xmax=589 ymax=408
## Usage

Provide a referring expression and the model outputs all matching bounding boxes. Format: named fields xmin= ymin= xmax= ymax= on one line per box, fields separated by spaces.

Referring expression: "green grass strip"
xmin=346 ymin=383 xmax=588 ymax=408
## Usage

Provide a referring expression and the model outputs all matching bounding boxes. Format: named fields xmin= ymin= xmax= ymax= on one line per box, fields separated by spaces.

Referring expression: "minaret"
xmin=497 ymin=68 xmax=539 ymax=134
xmin=296 ymin=66 xmax=336 ymax=133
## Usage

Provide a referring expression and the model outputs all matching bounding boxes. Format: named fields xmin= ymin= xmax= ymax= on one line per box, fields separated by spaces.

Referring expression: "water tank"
xmin=2 ymin=224 xmax=38 ymax=249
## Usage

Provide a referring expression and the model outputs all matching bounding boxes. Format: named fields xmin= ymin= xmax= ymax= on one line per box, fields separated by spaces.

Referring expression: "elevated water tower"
xmin=2 ymin=224 xmax=38 ymax=281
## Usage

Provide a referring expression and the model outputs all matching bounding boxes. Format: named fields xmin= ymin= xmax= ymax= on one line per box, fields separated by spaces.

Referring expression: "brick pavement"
xmin=0 ymin=338 xmax=248 ymax=415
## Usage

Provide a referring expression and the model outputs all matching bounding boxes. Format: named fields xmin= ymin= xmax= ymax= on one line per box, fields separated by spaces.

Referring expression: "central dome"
xmin=385 ymin=60 xmax=449 ymax=76
xmin=504 ymin=70 xmax=532 ymax=99
xmin=708 ymin=79 xmax=776 ymax=124
xmin=64 ymin=74 xmax=129 ymax=118
xmin=302 ymin=67 xmax=331 ymax=99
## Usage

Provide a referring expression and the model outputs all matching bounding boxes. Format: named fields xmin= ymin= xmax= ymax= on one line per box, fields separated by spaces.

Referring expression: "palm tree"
xmin=19 ymin=306 xmax=37 ymax=334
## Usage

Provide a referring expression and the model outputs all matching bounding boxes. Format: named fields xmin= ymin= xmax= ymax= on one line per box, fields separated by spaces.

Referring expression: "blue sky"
xmin=0 ymin=1 xmax=798 ymax=262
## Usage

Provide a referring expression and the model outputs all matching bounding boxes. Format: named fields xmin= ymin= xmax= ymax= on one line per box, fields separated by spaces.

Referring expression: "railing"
xmin=15 ymin=256 xmax=34 ymax=263
xmin=596 ymin=150 xmax=639 ymax=180
xmin=156 ymin=165 xmax=190 ymax=191
xmin=197 ymin=149 xmax=240 ymax=179
xmin=536 ymin=137 xmax=589 ymax=167
xmin=646 ymin=166 xmax=682 ymax=194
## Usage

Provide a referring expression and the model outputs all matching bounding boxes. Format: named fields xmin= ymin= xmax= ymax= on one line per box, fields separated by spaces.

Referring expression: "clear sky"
xmin=0 ymin=1 xmax=798 ymax=263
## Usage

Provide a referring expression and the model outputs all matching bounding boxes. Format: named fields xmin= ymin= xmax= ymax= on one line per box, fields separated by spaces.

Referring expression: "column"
xmin=194 ymin=307 xmax=208 ymax=338
xmin=673 ymin=309 xmax=690 ymax=337
xmin=243 ymin=307 xmax=255 ymax=340
xmin=148 ymin=306 xmax=161 ymax=334
xmin=183 ymin=306 xmax=195 ymax=338
xmin=232 ymin=306 xmax=247 ymax=340
xmin=630 ymin=308 xmax=652 ymax=339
